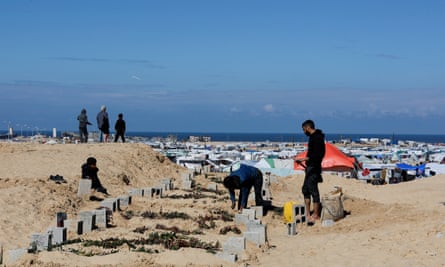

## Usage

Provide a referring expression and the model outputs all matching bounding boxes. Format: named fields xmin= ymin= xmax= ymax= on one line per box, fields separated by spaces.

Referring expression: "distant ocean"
xmin=5 ymin=130 xmax=445 ymax=144
xmin=125 ymin=132 xmax=445 ymax=144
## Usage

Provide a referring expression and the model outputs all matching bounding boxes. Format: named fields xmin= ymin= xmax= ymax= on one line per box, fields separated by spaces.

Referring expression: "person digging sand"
xmin=223 ymin=164 xmax=264 ymax=212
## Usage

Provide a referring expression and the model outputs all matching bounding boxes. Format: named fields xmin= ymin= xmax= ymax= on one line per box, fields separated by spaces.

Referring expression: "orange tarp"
xmin=294 ymin=142 xmax=355 ymax=171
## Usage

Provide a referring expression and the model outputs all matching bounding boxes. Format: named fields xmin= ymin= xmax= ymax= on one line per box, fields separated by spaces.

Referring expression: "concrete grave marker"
xmin=78 ymin=211 xmax=96 ymax=233
xmin=251 ymin=206 xmax=263 ymax=219
xmin=77 ymin=179 xmax=92 ymax=197
xmin=287 ymin=222 xmax=297 ymax=236
xmin=49 ymin=227 xmax=67 ymax=246
xmin=161 ymin=178 xmax=174 ymax=190
xmin=55 ymin=212 xmax=67 ymax=227
xmin=63 ymin=219 xmax=83 ymax=235
xmin=207 ymin=182 xmax=218 ymax=191
xmin=8 ymin=248 xmax=27 ymax=264
xmin=118 ymin=195 xmax=132 ymax=207
xmin=245 ymin=222 xmax=267 ymax=245
xmin=31 ymin=233 xmax=51 ymax=251
xmin=234 ymin=213 xmax=249 ymax=225
xmin=101 ymin=198 xmax=119 ymax=212
xmin=93 ymin=208 xmax=108 ymax=228
xmin=128 ymin=188 xmax=144 ymax=197
xmin=222 ymin=237 xmax=245 ymax=254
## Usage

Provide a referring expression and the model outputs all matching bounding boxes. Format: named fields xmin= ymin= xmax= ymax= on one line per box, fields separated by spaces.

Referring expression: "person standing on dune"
xmin=96 ymin=105 xmax=110 ymax=143
xmin=77 ymin=108 xmax=92 ymax=143
xmin=114 ymin=113 xmax=126 ymax=143
xmin=295 ymin=119 xmax=325 ymax=224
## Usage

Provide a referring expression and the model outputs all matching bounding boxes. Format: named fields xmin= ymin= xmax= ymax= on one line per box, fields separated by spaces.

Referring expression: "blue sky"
xmin=1 ymin=1 xmax=444 ymax=134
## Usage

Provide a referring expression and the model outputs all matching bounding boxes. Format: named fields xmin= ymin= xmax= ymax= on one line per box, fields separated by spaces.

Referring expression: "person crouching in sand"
xmin=223 ymin=164 xmax=264 ymax=211
xmin=81 ymin=157 xmax=109 ymax=195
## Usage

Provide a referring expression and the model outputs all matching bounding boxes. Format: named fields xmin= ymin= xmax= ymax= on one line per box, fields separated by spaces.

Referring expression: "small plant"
xmin=134 ymin=247 xmax=159 ymax=253
xmin=140 ymin=211 xmax=157 ymax=219
xmin=60 ymin=231 xmax=219 ymax=256
xmin=166 ymin=192 xmax=217 ymax=200
xmin=160 ymin=211 xmax=191 ymax=220
xmin=121 ymin=210 xmax=135 ymax=220
xmin=133 ymin=226 xmax=149 ymax=234
xmin=155 ymin=224 xmax=195 ymax=235
xmin=196 ymin=215 xmax=216 ymax=229
xmin=212 ymin=208 xmax=235 ymax=222
xmin=219 ymin=225 xmax=241 ymax=235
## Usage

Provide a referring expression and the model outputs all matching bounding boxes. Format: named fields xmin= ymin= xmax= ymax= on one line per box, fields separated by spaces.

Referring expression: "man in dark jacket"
xmin=77 ymin=109 xmax=92 ymax=143
xmin=223 ymin=164 xmax=264 ymax=211
xmin=114 ymin=113 xmax=126 ymax=143
xmin=295 ymin=119 xmax=325 ymax=223
xmin=81 ymin=157 xmax=109 ymax=195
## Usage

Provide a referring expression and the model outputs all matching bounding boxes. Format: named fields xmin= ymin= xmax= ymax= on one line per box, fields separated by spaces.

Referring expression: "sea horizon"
xmin=125 ymin=132 xmax=445 ymax=144
xmin=3 ymin=129 xmax=445 ymax=144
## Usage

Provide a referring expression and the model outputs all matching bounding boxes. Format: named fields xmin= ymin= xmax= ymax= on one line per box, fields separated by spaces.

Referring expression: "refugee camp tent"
xmin=294 ymin=142 xmax=355 ymax=171
xmin=426 ymin=163 xmax=445 ymax=175
xmin=255 ymin=158 xmax=298 ymax=177
xmin=396 ymin=163 xmax=426 ymax=176
xmin=255 ymin=158 xmax=275 ymax=169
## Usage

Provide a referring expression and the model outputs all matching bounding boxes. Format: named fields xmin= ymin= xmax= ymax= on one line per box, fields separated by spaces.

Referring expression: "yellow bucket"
xmin=283 ymin=200 xmax=300 ymax=223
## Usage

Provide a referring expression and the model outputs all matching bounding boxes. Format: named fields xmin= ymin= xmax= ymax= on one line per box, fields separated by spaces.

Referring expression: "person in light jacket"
xmin=96 ymin=105 xmax=110 ymax=142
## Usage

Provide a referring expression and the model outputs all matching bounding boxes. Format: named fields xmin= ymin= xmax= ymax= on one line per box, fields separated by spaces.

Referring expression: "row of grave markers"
xmin=217 ymin=205 xmax=268 ymax=263
xmin=4 ymin=175 xmax=180 ymax=265
xmin=4 ymin=169 xmax=271 ymax=264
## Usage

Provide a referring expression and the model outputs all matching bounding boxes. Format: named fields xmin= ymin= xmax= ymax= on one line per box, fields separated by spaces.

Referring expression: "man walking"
xmin=295 ymin=119 xmax=325 ymax=224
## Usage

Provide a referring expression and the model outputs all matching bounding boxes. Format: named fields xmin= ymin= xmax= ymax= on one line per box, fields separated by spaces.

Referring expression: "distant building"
xmin=188 ymin=136 xmax=211 ymax=142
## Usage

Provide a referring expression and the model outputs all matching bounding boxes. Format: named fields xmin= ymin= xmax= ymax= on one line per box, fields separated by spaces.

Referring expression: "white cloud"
xmin=230 ymin=107 xmax=241 ymax=113
xmin=263 ymin=104 xmax=274 ymax=112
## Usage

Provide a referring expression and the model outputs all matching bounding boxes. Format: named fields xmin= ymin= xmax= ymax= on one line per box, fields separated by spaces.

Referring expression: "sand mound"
xmin=0 ymin=142 xmax=444 ymax=266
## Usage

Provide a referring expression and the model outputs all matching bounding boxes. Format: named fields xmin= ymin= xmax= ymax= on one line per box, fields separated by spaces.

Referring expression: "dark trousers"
xmin=254 ymin=172 xmax=264 ymax=205
xmin=114 ymin=132 xmax=125 ymax=143
xmin=237 ymin=172 xmax=264 ymax=209
xmin=79 ymin=127 xmax=88 ymax=143
xmin=302 ymin=166 xmax=322 ymax=203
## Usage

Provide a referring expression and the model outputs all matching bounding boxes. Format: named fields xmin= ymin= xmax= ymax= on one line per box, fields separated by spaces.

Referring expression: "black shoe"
xmin=49 ymin=175 xmax=66 ymax=184
xmin=96 ymin=187 xmax=109 ymax=196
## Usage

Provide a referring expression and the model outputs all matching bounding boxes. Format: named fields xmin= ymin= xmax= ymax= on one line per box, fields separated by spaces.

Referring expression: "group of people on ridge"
xmin=223 ymin=119 xmax=325 ymax=224
xmin=77 ymin=106 xmax=126 ymax=196
xmin=77 ymin=105 xmax=126 ymax=143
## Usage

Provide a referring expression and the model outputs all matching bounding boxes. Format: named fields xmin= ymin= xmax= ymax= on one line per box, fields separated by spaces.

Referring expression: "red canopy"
xmin=294 ymin=142 xmax=355 ymax=171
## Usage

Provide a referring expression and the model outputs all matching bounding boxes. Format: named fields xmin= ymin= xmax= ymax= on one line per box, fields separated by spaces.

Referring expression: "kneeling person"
xmin=81 ymin=157 xmax=109 ymax=195
xmin=223 ymin=164 xmax=264 ymax=211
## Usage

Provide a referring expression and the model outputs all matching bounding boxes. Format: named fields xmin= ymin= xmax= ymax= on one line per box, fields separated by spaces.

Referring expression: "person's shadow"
xmin=89 ymin=195 xmax=104 ymax=201
xmin=263 ymin=204 xmax=282 ymax=216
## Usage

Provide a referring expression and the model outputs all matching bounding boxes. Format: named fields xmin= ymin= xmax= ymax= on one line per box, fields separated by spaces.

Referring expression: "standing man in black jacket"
xmin=295 ymin=119 xmax=325 ymax=224
xmin=114 ymin=113 xmax=126 ymax=143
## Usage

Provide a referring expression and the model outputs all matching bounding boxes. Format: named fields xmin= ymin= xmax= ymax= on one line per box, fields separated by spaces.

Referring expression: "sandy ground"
xmin=0 ymin=142 xmax=444 ymax=267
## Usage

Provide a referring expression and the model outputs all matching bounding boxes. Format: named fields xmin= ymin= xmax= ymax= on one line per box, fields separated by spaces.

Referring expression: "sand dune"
xmin=0 ymin=142 xmax=444 ymax=266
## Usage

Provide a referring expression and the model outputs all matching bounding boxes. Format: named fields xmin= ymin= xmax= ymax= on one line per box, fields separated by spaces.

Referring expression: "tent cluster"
xmin=242 ymin=142 xmax=357 ymax=177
